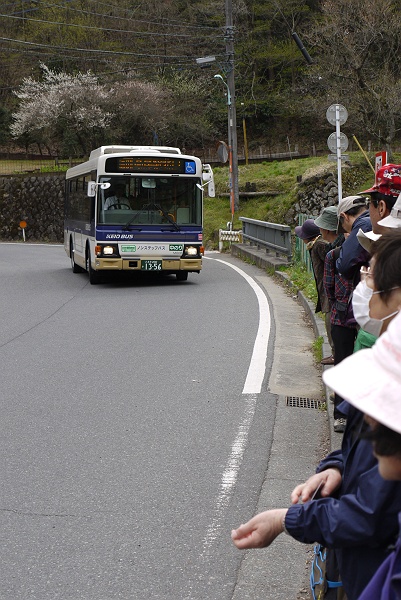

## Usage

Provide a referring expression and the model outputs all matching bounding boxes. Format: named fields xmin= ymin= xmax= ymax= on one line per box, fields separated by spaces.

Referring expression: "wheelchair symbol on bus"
xmin=184 ymin=161 xmax=196 ymax=174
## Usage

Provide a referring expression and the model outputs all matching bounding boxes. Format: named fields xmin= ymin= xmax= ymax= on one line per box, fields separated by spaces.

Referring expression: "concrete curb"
xmin=231 ymin=243 xmax=340 ymax=452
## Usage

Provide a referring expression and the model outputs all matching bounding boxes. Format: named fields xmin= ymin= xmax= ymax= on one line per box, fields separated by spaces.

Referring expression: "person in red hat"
xmin=359 ymin=164 xmax=401 ymax=234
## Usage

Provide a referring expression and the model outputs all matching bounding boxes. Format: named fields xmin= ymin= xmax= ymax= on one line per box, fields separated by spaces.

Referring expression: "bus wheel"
xmin=70 ymin=241 xmax=82 ymax=273
xmin=86 ymin=247 xmax=100 ymax=285
xmin=176 ymin=271 xmax=188 ymax=281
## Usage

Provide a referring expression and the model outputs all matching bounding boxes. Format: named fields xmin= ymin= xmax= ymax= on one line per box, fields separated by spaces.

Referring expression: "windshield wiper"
xmin=146 ymin=203 xmax=180 ymax=230
xmin=123 ymin=212 xmax=143 ymax=230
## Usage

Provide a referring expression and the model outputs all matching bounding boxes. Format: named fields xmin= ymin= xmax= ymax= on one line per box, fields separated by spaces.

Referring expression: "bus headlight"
xmin=96 ymin=244 xmax=120 ymax=257
xmin=184 ymin=245 xmax=198 ymax=257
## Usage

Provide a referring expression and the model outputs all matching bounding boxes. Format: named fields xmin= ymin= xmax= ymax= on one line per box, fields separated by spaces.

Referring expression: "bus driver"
xmin=104 ymin=184 xmax=130 ymax=210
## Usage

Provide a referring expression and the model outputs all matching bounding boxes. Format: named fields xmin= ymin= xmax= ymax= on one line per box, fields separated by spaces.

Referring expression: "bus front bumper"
xmin=94 ymin=257 xmax=202 ymax=272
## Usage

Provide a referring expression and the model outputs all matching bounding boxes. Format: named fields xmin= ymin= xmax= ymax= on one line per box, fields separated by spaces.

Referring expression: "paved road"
xmin=0 ymin=244 xmax=325 ymax=599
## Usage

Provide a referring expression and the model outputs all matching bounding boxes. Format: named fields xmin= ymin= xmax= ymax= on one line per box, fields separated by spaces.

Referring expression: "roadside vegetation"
xmin=203 ymin=150 xmax=394 ymax=249
xmin=207 ymin=149 xmax=400 ymax=312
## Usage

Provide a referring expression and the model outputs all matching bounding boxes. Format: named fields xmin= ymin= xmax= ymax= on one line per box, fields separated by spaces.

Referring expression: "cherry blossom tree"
xmin=11 ymin=64 xmax=112 ymax=155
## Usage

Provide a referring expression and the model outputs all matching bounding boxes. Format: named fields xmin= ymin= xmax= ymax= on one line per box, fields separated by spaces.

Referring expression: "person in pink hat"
xmin=323 ymin=310 xmax=401 ymax=599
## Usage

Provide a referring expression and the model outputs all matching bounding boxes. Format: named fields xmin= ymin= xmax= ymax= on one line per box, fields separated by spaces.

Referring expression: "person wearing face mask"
xmin=322 ymin=310 xmax=401 ymax=600
xmin=231 ymin=231 xmax=401 ymax=600
xmin=352 ymin=231 xmax=401 ymax=336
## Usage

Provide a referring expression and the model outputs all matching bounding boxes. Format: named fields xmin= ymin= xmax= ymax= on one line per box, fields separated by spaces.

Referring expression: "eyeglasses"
xmin=360 ymin=266 xmax=373 ymax=282
xmin=370 ymin=199 xmax=379 ymax=208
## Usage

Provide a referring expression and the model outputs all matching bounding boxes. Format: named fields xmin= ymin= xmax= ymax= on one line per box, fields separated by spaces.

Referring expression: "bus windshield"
xmin=97 ymin=175 xmax=202 ymax=226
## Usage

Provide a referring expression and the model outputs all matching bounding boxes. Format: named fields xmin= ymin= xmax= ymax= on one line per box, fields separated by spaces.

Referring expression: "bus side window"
xmin=68 ymin=177 xmax=92 ymax=221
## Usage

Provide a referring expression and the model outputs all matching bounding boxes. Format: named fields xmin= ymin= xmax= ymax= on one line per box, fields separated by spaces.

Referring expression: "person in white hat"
xmin=323 ymin=310 xmax=401 ymax=600
xmin=377 ymin=192 xmax=401 ymax=229
xmin=356 ymin=192 xmax=401 ymax=254
xmin=352 ymin=230 xmax=401 ymax=338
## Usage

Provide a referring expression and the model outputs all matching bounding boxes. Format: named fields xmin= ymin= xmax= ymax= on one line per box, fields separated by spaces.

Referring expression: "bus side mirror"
xmin=87 ymin=182 xmax=96 ymax=197
xmin=202 ymin=164 xmax=215 ymax=197
xmin=87 ymin=181 xmax=111 ymax=197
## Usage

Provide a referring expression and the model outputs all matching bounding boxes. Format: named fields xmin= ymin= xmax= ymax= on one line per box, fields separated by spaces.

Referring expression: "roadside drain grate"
xmin=286 ymin=396 xmax=326 ymax=410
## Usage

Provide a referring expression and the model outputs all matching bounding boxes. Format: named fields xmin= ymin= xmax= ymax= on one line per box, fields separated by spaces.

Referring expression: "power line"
xmin=0 ymin=11 xmax=222 ymax=39
xmin=0 ymin=35 xmax=216 ymax=60
xmin=16 ymin=0 xmax=222 ymax=32
xmin=83 ymin=0 xmax=222 ymax=31
xmin=0 ymin=45 xmax=204 ymax=71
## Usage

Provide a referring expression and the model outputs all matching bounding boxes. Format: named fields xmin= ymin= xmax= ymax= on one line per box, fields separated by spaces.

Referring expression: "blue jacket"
xmin=336 ymin=210 xmax=371 ymax=279
xmin=285 ymin=404 xmax=401 ymax=600
xmin=358 ymin=513 xmax=401 ymax=599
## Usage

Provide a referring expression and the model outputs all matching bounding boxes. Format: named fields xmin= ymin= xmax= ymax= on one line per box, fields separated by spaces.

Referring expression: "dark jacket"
xmin=285 ymin=404 xmax=401 ymax=600
xmin=336 ymin=210 xmax=371 ymax=281
xmin=358 ymin=512 xmax=401 ymax=599
xmin=307 ymin=235 xmax=330 ymax=313
xmin=324 ymin=248 xmax=357 ymax=328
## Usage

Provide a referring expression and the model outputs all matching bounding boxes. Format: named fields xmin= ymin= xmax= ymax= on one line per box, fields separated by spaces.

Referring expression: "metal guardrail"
xmin=239 ymin=217 xmax=292 ymax=261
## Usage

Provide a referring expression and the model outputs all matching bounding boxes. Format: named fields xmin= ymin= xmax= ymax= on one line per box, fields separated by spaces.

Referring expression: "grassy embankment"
xmin=203 ymin=151 xmax=389 ymax=248
xmin=206 ymin=151 xmax=400 ymax=362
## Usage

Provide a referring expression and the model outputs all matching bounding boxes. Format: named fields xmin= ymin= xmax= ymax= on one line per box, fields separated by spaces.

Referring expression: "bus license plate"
xmin=141 ymin=259 xmax=162 ymax=271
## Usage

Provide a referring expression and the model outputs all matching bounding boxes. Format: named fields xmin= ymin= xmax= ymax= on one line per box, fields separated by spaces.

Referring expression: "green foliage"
xmin=203 ymin=151 xmax=395 ymax=250
xmin=2 ymin=0 xmax=401 ymax=154
xmin=312 ymin=336 xmax=324 ymax=363
xmin=280 ymin=260 xmax=318 ymax=305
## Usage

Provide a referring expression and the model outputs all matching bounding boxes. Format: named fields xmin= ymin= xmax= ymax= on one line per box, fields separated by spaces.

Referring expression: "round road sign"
xmin=326 ymin=104 xmax=348 ymax=126
xmin=327 ymin=132 xmax=349 ymax=153
xmin=217 ymin=141 xmax=229 ymax=163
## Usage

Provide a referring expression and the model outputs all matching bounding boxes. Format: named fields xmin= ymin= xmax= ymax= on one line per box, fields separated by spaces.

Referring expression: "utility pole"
xmin=225 ymin=0 xmax=239 ymax=212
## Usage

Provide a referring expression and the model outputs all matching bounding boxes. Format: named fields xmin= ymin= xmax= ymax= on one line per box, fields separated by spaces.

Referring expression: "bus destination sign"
xmin=106 ymin=156 xmax=196 ymax=174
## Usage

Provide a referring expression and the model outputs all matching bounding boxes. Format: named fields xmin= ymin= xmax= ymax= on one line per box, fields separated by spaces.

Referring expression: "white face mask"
xmin=352 ymin=280 xmax=400 ymax=337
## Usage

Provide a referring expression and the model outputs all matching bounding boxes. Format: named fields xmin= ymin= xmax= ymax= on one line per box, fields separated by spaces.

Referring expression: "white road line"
xmin=205 ymin=256 xmax=271 ymax=394
xmin=201 ymin=392 xmax=258 ymax=553
xmin=201 ymin=256 xmax=271 ymax=552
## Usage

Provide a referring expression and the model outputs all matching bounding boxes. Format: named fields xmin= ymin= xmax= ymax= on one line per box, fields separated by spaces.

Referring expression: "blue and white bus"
xmin=64 ymin=145 xmax=215 ymax=284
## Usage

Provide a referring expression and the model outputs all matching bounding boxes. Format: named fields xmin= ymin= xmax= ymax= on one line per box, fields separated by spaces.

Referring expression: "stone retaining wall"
xmin=285 ymin=164 xmax=369 ymax=223
xmin=0 ymin=173 xmax=65 ymax=242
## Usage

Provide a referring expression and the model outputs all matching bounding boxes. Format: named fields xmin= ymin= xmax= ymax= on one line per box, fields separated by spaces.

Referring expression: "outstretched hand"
xmin=290 ymin=468 xmax=342 ymax=504
xmin=231 ymin=508 xmax=287 ymax=550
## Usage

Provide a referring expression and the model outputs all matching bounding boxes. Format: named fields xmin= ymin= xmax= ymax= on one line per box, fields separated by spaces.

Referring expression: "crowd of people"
xmin=231 ymin=163 xmax=401 ymax=600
